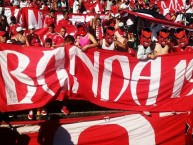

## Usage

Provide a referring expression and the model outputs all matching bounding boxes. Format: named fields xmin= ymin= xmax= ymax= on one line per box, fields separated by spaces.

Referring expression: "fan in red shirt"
xmin=58 ymin=10 xmax=72 ymax=27
xmin=43 ymin=10 xmax=56 ymax=27
xmin=43 ymin=23 xmax=58 ymax=45
xmin=53 ymin=27 xmax=67 ymax=48
xmin=9 ymin=16 xmax=21 ymax=37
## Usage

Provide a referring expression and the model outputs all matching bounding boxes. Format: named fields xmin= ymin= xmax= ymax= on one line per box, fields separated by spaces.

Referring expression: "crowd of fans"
xmin=0 ymin=0 xmax=193 ymax=120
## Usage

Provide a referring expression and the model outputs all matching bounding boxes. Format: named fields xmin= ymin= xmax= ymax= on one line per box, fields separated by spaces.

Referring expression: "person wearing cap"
xmin=26 ymin=25 xmax=42 ymax=47
xmin=125 ymin=18 xmax=135 ymax=43
xmin=165 ymin=10 xmax=176 ymax=22
xmin=11 ymin=26 xmax=27 ymax=46
xmin=114 ymin=22 xmax=128 ymax=46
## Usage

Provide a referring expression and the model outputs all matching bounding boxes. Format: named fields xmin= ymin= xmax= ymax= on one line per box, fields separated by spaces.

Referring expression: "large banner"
xmin=0 ymin=112 xmax=188 ymax=145
xmin=1 ymin=44 xmax=193 ymax=112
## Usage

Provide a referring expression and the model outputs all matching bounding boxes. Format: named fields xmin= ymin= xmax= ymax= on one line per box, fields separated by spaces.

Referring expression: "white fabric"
xmin=20 ymin=1 xmax=29 ymax=8
xmin=102 ymin=39 xmax=115 ymax=50
xmin=137 ymin=45 xmax=152 ymax=60
xmin=16 ymin=26 xmax=22 ymax=32
xmin=126 ymin=19 xmax=134 ymax=26
xmin=12 ymin=0 xmax=19 ymax=6
xmin=106 ymin=0 xmax=112 ymax=11
xmin=73 ymin=1 xmax=79 ymax=13
xmin=120 ymin=3 xmax=132 ymax=10
xmin=175 ymin=13 xmax=183 ymax=23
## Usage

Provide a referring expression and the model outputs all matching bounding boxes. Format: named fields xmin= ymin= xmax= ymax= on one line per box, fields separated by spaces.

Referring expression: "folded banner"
xmin=0 ymin=112 xmax=188 ymax=145
xmin=1 ymin=44 xmax=193 ymax=112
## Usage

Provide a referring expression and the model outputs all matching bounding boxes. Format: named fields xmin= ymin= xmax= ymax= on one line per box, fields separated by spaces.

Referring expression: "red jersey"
xmin=58 ymin=19 xmax=72 ymax=27
xmin=44 ymin=15 xmax=56 ymax=27
xmin=111 ymin=5 xmax=118 ymax=14
xmin=43 ymin=32 xmax=58 ymax=43
xmin=53 ymin=34 xmax=65 ymax=46
xmin=173 ymin=45 xmax=193 ymax=52
xmin=95 ymin=26 xmax=103 ymax=40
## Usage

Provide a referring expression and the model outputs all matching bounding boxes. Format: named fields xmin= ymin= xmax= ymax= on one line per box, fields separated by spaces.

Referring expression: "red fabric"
xmin=9 ymin=23 xmax=21 ymax=36
xmin=0 ymin=112 xmax=188 ymax=145
xmin=58 ymin=19 xmax=72 ymax=27
xmin=186 ymin=110 xmax=193 ymax=144
xmin=19 ymin=7 xmax=43 ymax=29
xmin=34 ymin=27 xmax=49 ymax=40
xmin=1 ymin=44 xmax=193 ymax=112
xmin=157 ymin=0 xmax=184 ymax=14
xmin=53 ymin=34 xmax=65 ymax=45
xmin=28 ymin=2 xmax=39 ymax=9
xmin=55 ymin=25 xmax=77 ymax=35
xmin=0 ymin=31 xmax=6 ymax=36
xmin=96 ymin=25 xmax=103 ymax=40
xmin=69 ymin=0 xmax=74 ymax=8
xmin=174 ymin=46 xmax=193 ymax=52
xmin=44 ymin=15 xmax=56 ymax=27
xmin=128 ymin=48 xmax=136 ymax=57
xmin=84 ymin=1 xmax=103 ymax=13
xmin=111 ymin=5 xmax=118 ymax=14
xmin=43 ymin=32 xmax=58 ymax=44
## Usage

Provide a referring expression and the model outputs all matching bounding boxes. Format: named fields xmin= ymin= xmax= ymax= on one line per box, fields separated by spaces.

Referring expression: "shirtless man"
xmin=152 ymin=28 xmax=170 ymax=56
